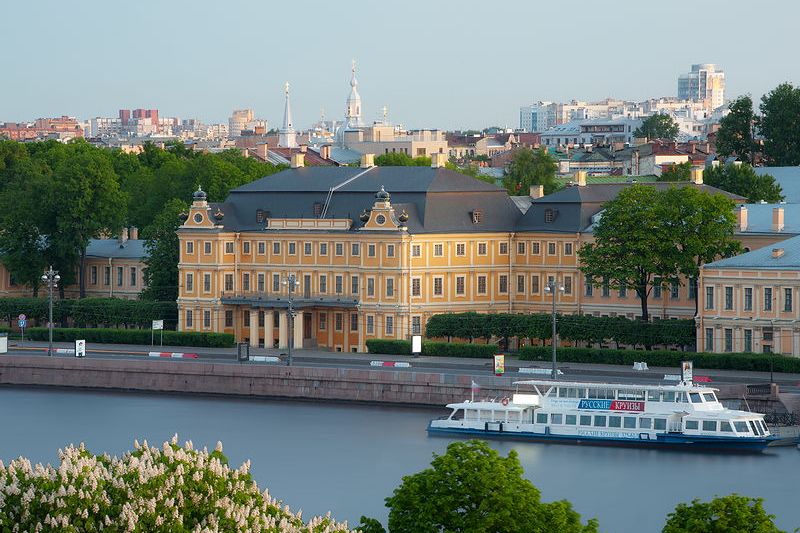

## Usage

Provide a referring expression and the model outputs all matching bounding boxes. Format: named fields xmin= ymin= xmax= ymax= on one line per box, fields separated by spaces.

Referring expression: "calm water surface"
xmin=0 ymin=387 xmax=796 ymax=533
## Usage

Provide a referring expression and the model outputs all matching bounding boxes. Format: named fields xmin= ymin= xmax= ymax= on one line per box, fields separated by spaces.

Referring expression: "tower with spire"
xmin=278 ymin=81 xmax=297 ymax=148
xmin=345 ymin=60 xmax=364 ymax=129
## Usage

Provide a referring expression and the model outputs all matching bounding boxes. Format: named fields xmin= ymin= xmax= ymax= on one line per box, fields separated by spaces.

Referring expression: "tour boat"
xmin=427 ymin=379 xmax=778 ymax=452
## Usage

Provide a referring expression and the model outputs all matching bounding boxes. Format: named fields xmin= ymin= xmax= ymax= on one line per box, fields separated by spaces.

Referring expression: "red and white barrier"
xmin=55 ymin=348 xmax=76 ymax=355
xmin=148 ymin=352 xmax=199 ymax=359
xmin=250 ymin=356 xmax=281 ymax=363
xmin=370 ymin=361 xmax=411 ymax=368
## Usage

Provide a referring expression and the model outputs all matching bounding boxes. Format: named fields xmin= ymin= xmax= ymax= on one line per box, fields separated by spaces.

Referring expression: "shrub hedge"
xmin=366 ymin=339 xmax=498 ymax=358
xmin=518 ymin=346 xmax=800 ymax=373
xmin=0 ymin=298 xmax=178 ymax=329
xmin=426 ymin=312 xmax=695 ymax=349
xmin=23 ymin=327 xmax=234 ymax=348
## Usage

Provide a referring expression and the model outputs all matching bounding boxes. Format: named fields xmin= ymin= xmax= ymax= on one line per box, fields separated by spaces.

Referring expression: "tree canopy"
xmin=716 ymin=95 xmax=756 ymax=164
xmin=374 ymin=152 xmax=431 ymax=166
xmin=663 ymin=494 xmax=784 ymax=533
xmin=658 ymin=161 xmax=693 ymax=182
xmin=634 ymin=114 xmax=680 ymax=141
xmin=0 ymin=139 xmax=281 ymax=296
xmin=579 ymin=185 xmax=739 ymax=321
xmin=382 ymin=440 xmax=598 ymax=533
xmin=703 ymin=164 xmax=783 ymax=203
xmin=502 ymin=147 xmax=559 ymax=196
xmin=759 ymin=82 xmax=800 ymax=166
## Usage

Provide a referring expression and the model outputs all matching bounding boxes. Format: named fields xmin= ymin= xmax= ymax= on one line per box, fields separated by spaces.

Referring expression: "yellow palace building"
xmin=177 ymin=155 xmax=742 ymax=352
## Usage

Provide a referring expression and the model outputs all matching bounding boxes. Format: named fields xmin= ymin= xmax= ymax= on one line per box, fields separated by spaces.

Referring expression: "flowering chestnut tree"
xmin=0 ymin=436 xmax=352 ymax=533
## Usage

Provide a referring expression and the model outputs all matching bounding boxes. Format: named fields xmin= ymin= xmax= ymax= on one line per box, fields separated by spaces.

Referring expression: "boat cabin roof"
xmin=513 ymin=379 xmax=717 ymax=394
xmin=446 ymin=400 xmax=527 ymax=412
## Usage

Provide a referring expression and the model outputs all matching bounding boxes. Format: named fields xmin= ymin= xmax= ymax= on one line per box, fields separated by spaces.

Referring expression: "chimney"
xmin=320 ymin=144 xmax=331 ymax=160
xmin=431 ymin=152 xmax=447 ymax=168
xmin=772 ymin=206 xmax=785 ymax=232
xmin=575 ymin=170 xmax=587 ymax=187
xmin=299 ymin=144 xmax=308 ymax=153
xmin=118 ymin=227 xmax=129 ymax=246
xmin=529 ymin=185 xmax=544 ymax=199
xmin=772 ymin=248 xmax=785 ymax=259
xmin=129 ymin=226 xmax=139 ymax=240
xmin=691 ymin=168 xmax=704 ymax=185
xmin=291 ymin=153 xmax=305 ymax=168
xmin=255 ymin=143 xmax=268 ymax=160
xmin=736 ymin=205 xmax=748 ymax=232
xmin=360 ymin=153 xmax=375 ymax=168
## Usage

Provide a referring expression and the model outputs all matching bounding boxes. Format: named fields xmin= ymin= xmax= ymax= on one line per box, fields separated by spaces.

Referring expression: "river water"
xmin=0 ymin=387 xmax=796 ymax=532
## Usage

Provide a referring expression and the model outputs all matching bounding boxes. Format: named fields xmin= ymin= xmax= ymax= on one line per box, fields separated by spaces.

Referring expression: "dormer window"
xmin=545 ymin=208 xmax=558 ymax=223
xmin=313 ymin=202 xmax=323 ymax=217
xmin=471 ymin=210 xmax=483 ymax=224
xmin=256 ymin=209 xmax=265 ymax=223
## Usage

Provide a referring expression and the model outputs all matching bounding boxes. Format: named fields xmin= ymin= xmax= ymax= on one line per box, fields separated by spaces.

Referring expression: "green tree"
xmin=141 ymin=199 xmax=187 ymax=302
xmin=716 ymin=95 xmax=757 ymax=164
xmin=759 ymin=82 xmax=800 ymax=165
xmin=663 ymin=494 xmax=784 ymax=533
xmin=502 ymin=147 xmax=559 ymax=196
xmin=703 ymin=164 xmax=783 ymax=203
xmin=385 ymin=440 xmax=598 ymax=533
xmin=658 ymin=161 xmax=693 ymax=182
xmin=634 ymin=114 xmax=680 ymax=141
xmin=659 ymin=187 xmax=741 ymax=315
xmin=579 ymin=186 xmax=684 ymax=322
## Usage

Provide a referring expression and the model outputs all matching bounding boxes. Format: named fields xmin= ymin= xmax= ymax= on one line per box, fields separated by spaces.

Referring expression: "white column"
xmin=249 ymin=310 xmax=259 ymax=348
xmin=793 ymin=330 xmax=800 ymax=357
xmin=264 ymin=310 xmax=274 ymax=349
xmin=293 ymin=311 xmax=304 ymax=350
xmin=278 ymin=311 xmax=289 ymax=349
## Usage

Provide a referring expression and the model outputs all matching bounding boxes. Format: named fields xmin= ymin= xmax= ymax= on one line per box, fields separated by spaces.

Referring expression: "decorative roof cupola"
xmin=182 ymin=185 xmax=219 ymax=229
xmin=360 ymin=186 xmax=401 ymax=231
xmin=278 ymin=82 xmax=298 ymax=148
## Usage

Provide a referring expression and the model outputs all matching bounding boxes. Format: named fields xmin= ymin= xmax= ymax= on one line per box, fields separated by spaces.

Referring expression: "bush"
xmin=518 ymin=346 xmax=800 ymax=373
xmin=24 ymin=327 xmax=234 ymax=348
xmin=0 ymin=297 xmax=178 ymax=329
xmin=366 ymin=339 xmax=499 ymax=358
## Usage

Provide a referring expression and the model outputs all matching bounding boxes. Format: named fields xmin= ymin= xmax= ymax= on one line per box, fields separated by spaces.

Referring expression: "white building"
xmin=519 ymin=102 xmax=552 ymax=132
xmin=228 ymin=109 xmax=254 ymax=138
xmin=678 ymin=63 xmax=725 ymax=110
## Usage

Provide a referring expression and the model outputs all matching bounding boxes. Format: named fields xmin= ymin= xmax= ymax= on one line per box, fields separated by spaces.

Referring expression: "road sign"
xmin=494 ymin=354 xmax=505 ymax=376
xmin=152 ymin=320 xmax=164 ymax=330
xmin=75 ymin=339 xmax=86 ymax=358
xmin=18 ymin=314 xmax=26 ymax=321
xmin=411 ymin=335 xmax=422 ymax=355
xmin=17 ymin=319 xmax=26 ymax=329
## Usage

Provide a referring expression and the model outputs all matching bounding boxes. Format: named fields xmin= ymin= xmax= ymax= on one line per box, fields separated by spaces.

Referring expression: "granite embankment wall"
xmin=0 ymin=356 xmax=515 ymax=407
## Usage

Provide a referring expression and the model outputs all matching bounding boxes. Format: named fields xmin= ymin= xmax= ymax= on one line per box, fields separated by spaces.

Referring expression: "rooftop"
xmin=705 ymin=234 xmax=800 ymax=270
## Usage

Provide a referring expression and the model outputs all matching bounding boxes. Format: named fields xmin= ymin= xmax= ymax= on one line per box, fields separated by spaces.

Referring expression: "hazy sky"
xmin=2 ymin=0 xmax=798 ymax=130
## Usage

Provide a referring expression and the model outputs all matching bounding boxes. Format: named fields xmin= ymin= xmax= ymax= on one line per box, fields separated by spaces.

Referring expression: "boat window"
xmin=639 ymin=417 xmax=652 ymax=429
xmin=551 ymin=413 xmax=563 ymax=425
xmin=733 ymin=421 xmax=749 ymax=433
xmin=588 ymin=388 xmax=614 ymax=400
xmin=685 ymin=420 xmax=699 ymax=430
xmin=536 ymin=413 xmax=548 ymax=424
xmin=702 ymin=420 xmax=717 ymax=432
xmin=623 ymin=417 xmax=637 ymax=429
xmin=748 ymin=420 xmax=761 ymax=436
xmin=608 ymin=416 xmax=621 ymax=428
xmin=647 ymin=390 xmax=660 ymax=402
xmin=593 ymin=415 xmax=607 ymax=427
xmin=579 ymin=415 xmax=592 ymax=426
xmin=702 ymin=393 xmax=716 ymax=403
xmin=689 ymin=393 xmax=702 ymax=403
xmin=676 ymin=392 xmax=686 ymax=403
xmin=759 ymin=420 xmax=769 ymax=434
xmin=565 ymin=414 xmax=577 ymax=425
xmin=719 ymin=421 xmax=732 ymax=432
xmin=558 ymin=387 xmax=569 ymax=398
xmin=653 ymin=418 xmax=666 ymax=430
xmin=662 ymin=391 xmax=676 ymax=402
xmin=618 ymin=390 xmax=645 ymax=401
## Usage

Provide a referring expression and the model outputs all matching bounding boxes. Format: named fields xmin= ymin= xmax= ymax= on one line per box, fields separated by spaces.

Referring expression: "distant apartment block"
xmin=228 ymin=109 xmax=254 ymax=138
xmin=0 ymin=116 xmax=83 ymax=141
xmin=678 ymin=63 xmax=725 ymax=110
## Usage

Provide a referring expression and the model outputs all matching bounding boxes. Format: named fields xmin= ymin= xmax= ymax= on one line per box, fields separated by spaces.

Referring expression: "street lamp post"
xmin=41 ymin=266 xmax=61 ymax=357
xmin=283 ymin=274 xmax=300 ymax=366
xmin=544 ymin=278 xmax=565 ymax=380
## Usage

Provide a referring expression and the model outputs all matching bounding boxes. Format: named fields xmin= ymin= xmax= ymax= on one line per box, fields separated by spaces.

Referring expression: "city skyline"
xmin=1 ymin=0 xmax=798 ymax=129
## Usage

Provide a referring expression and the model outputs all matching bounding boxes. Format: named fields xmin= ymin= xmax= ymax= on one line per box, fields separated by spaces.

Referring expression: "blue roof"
xmin=85 ymin=239 xmax=147 ymax=260
xmin=738 ymin=202 xmax=800 ymax=235
xmin=754 ymin=166 xmax=800 ymax=203
xmin=705 ymin=234 xmax=800 ymax=270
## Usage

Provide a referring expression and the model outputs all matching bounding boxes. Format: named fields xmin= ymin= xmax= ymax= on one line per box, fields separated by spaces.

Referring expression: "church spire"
xmin=278 ymin=81 xmax=297 ymax=148
xmin=345 ymin=59 xmax=364 ymax=129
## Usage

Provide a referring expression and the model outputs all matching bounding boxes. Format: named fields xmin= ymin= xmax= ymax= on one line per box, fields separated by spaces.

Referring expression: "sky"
xmin=1 ymin=0 xmax=798 ymax=130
